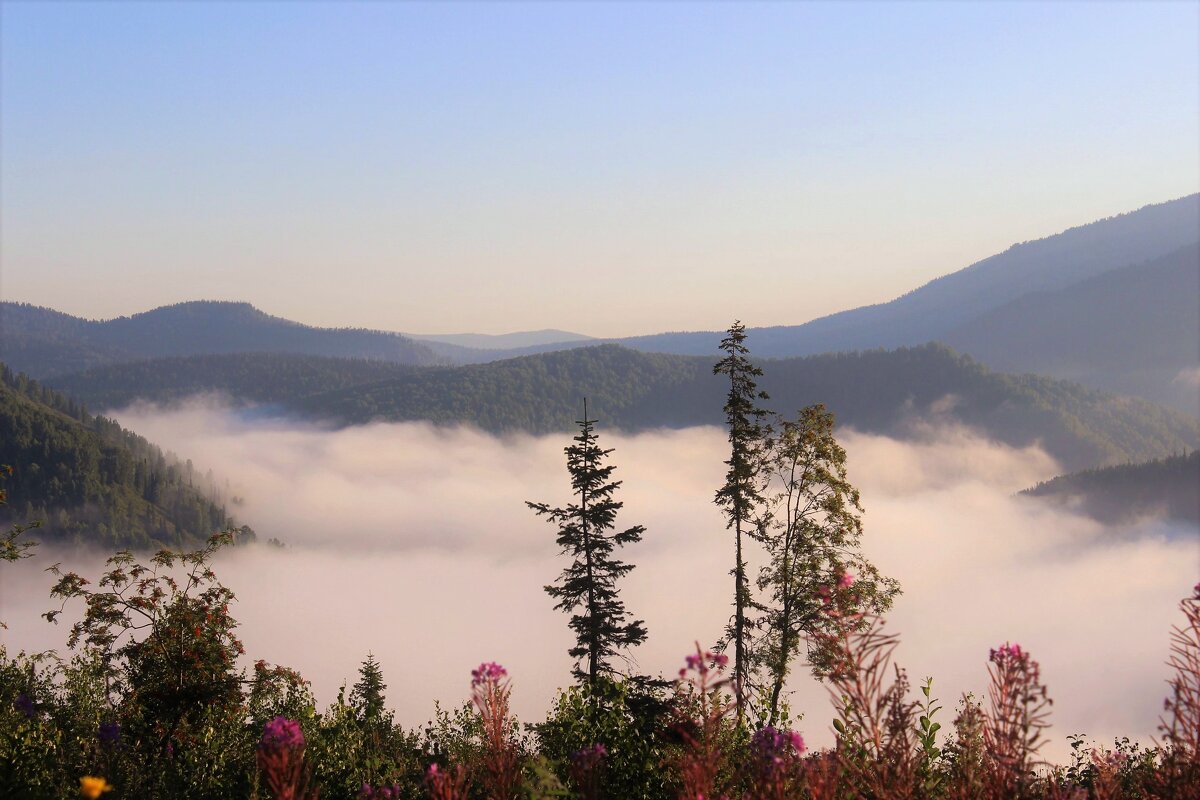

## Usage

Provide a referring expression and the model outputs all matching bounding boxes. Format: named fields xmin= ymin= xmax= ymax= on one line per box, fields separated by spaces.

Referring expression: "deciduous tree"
xmin=753 ymin=404 xmax=899 ymax=725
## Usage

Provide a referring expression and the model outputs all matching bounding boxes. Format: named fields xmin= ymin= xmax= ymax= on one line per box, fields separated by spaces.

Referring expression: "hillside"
xmin=943 ymin=242 xmax=1200 ymax=413
xmin=48 ymin=352 xmax=418 ymax=411
xmin=286 ymin=344 xmax=1197 ymax=471
xmin=0 ymin=300 xmax=447 ymax=379
xmin=45 ymin=344 xmax=1200 ymax=472
xmin=0 ymin=364 xmax=251 ymax=549
xmin=1022 ymin=451 xmax=1199 ymax=526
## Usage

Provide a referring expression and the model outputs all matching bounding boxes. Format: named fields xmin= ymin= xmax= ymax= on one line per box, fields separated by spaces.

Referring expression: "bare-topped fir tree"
xmin=528 ymin=400 xmax=648 ymax=689
xmin=713 ymin=320 xmax=772 ymax=726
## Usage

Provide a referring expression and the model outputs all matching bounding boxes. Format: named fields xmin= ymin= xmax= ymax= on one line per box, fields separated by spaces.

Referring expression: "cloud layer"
xmin=2 ymin=401 xmax=1196 ymax=761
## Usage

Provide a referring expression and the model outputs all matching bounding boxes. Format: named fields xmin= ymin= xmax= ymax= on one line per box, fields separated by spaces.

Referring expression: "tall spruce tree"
xmin=528 ymin=400 xmax=648 ymax=689
xmin=753 ymin=404 xmax=899 ymax=725
xmin=713 ymin=321 xmax=771 ymax=725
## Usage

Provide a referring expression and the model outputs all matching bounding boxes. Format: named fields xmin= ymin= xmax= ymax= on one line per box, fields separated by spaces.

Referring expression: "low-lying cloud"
xmin=2 ymin=399 xmax=1196 ymax=762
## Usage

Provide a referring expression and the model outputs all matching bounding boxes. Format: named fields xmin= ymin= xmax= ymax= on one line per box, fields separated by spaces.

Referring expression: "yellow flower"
xmin=79 ymin=776 xmax=113 ymax=799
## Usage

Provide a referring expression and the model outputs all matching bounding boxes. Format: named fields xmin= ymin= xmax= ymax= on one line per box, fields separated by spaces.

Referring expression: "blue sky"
xmin=2 ymin=1 xmax=1197 ymax=335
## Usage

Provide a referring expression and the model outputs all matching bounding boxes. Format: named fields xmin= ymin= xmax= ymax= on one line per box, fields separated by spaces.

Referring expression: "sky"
xmin=2 ymin=1 xmax=1198 ymax=336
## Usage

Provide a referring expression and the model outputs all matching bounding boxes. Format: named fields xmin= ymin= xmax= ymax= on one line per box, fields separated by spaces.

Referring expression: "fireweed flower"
xmin=257 ymin=716 xmax=310 ymax=800
xmin=470 ymin=661 xmax=507 ymax=686
xmin=260 ymin=716 xmax=305 ymax=750
xmin=750 ymin=725 xmax=806 ymax=766
xmin=79 ymin=776 xmax=113 ymax=799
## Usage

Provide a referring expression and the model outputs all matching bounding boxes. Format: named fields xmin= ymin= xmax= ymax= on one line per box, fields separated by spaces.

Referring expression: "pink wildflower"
xmin=470 ymin=661 xmax=507 ymax=686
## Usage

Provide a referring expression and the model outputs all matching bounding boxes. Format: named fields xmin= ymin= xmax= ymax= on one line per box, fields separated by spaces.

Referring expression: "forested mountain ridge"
xmin=0 ymin=363 xmax=251 ymax=550
xmin=44 ymin=344 xmax=1199 ymax=472
xmin=1022 ymin=450 xmax=1199 ymax=526
xmin=0 ymin=300 xmax=447 ymax=379
xmin=48 ymin=352 xmax=418 ymax=411
xmin=288 ymin=344 xmax=1196 ymax=472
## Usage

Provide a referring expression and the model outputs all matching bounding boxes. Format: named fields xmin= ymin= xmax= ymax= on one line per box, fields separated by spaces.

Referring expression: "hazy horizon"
xmin=3 ymin=2 xmax=1198 ymax=337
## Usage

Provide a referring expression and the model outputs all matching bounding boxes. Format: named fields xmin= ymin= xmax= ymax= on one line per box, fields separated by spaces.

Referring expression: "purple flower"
xmin=98 ymin=721 xmax=120 ymax=746
xmin=260 ymin=716 xmax=305 ymax=750
xmin=471 ymin=661 xmax=508 ymax=687
xmin=751 ymin=725 xmax=806 ymax=765
xmin=990 ymin=642 xmax=1027 ymax=663
xmin=749 ymin=726 xmax=806 ymax=788
xmin=13 ymin=693 xmax=34 ymax=719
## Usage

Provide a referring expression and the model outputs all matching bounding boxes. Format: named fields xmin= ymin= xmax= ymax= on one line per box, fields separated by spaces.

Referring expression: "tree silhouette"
xmin=528 ymin=400 xmax=647 ymax=690
xmin=713 ymin=320 xmax=771 ymax=725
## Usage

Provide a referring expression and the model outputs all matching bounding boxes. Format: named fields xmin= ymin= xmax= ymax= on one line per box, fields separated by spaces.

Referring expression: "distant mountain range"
xmin=37 ymin=344 xmax=1200 ymax=473
xmin=4 ymin=194 xmax=1199 ymax=549
xmin=0 ymin=300 xmax=447 ymax=378
xmin=1022 ymin=450 xmax=1199 ymax=527
xmin=5 ymin=193 xmax=1196 ymax=413
xmin=405 ymin=329 xmax=595 ymax=351
xmin=943 ymin=241 xmax=1199 ymax=412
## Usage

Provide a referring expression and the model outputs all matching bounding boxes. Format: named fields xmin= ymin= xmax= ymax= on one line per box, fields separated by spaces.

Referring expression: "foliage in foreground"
xmin=1 ymin=532 xmax=1197 ymax=799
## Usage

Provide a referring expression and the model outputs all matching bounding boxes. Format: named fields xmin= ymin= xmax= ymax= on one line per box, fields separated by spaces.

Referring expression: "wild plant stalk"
xmin=813 ymin=582 xmax=919 ymax=799
xmin=569 ymin=743 xmax=607 ymax=800
xmin=983 ymin=642 xmax=1051 ymax=796
xmin=673 ymin=643 xmax=735 ymax=800
xmin=470 ymin=662 xmax=521 ymax=800
xmin=1155 ymin=582 xmax=1200 ymax=796
xmin=745 ymin=726 xmax=806 ymax=800
xmin=1161 ymin=582 xmax=1200 ymax=756
xmin=257 ymin=717 xmax=316 ymax=800
xmin=942 ymin=695 xmax=986 ymax=800
xmin=424 ymin=764 xmax=469 ymax=800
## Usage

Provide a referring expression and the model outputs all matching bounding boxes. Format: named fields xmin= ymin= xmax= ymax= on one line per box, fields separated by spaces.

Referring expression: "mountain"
xmin=0 ymin=364 xmax=251 ymax=550
xmin=603 ymin=194 xmax=1200 ymax=359
xmin=0 ymin=300 xmax=446 ymax=379
xmin=1021 ymin=450 xmax=1199 ymax=526
xmin=418 ymin=196 xmax=1200 ymax=410
xmin=943 ymin=242 xmax=1200 ymax=413
xmin=47 ymin=352 xmax=417 ymax=411
xmin=268 ymin=344 xmax=1197 ymax=472
xmin=405 ymin=329 xmax=595 ymax=350
xmin=44 ymin=342 xmax=1200 ymax=471
xmin=8 ymin=195 xmax=1198 ymax=410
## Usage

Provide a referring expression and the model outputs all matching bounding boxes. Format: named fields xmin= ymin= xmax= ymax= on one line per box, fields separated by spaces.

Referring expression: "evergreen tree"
xmin=351 ymin=652 xmax=388 ymax=723
xmin=528 ymin=400 xmax=648 ymax=689
xmin=713 ymin=321 xmax=771 ymax=725
xmin=753 ymin=404 xmax=899 ymax=725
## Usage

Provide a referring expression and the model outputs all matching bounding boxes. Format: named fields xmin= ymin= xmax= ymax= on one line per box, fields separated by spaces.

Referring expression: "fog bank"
xmin=2 ymin=400 xmax=1196 ymax=761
